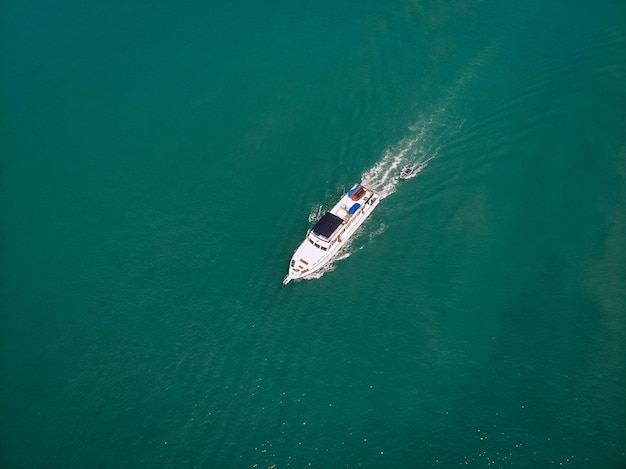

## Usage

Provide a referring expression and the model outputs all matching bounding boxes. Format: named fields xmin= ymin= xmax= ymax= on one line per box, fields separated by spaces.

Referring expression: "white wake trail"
xmin=360 ymin=107 xmax=453 ymax=199
xmin=360 ymin=42 xmax=495 ymax=198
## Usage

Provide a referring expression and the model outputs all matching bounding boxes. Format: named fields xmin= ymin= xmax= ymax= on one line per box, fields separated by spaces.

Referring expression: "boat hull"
xmin=283 ymin=184 xmax=380 ymax=285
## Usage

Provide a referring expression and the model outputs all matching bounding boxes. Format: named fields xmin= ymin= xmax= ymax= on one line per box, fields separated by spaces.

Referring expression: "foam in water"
xmin=361 ymin=99 xmax=468 ymax=199
xmin=308 ymin=204 xmax=325 ymax=223
xmin=360 ymin=43 xmax=497 ymax=198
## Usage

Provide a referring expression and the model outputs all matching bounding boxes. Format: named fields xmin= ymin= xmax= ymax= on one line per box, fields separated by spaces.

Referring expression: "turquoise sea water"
xmin=2 ymin=1 xmax=625 ymax=467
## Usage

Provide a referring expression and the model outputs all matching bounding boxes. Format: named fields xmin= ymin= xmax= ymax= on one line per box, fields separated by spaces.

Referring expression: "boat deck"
xmin=283 ymin=183 xmax=380 ymax=285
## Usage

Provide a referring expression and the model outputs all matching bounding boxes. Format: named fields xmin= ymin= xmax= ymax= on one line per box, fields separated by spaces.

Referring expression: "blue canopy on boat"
xmin=348 ymin=203 xmax=360 ymax=215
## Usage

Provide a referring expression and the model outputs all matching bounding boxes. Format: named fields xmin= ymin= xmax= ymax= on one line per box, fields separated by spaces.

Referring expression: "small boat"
xmin=400 ymin=166 xmax=414 ymax=179
xmin=282 ymin=183 xmax=380 ymax=286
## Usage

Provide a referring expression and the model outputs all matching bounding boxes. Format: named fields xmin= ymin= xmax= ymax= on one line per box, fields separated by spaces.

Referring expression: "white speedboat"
xmin=282 ymin=183 xmax=380 ymax=286
xmin=400 ymin=166 xmax=414 ymax=179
